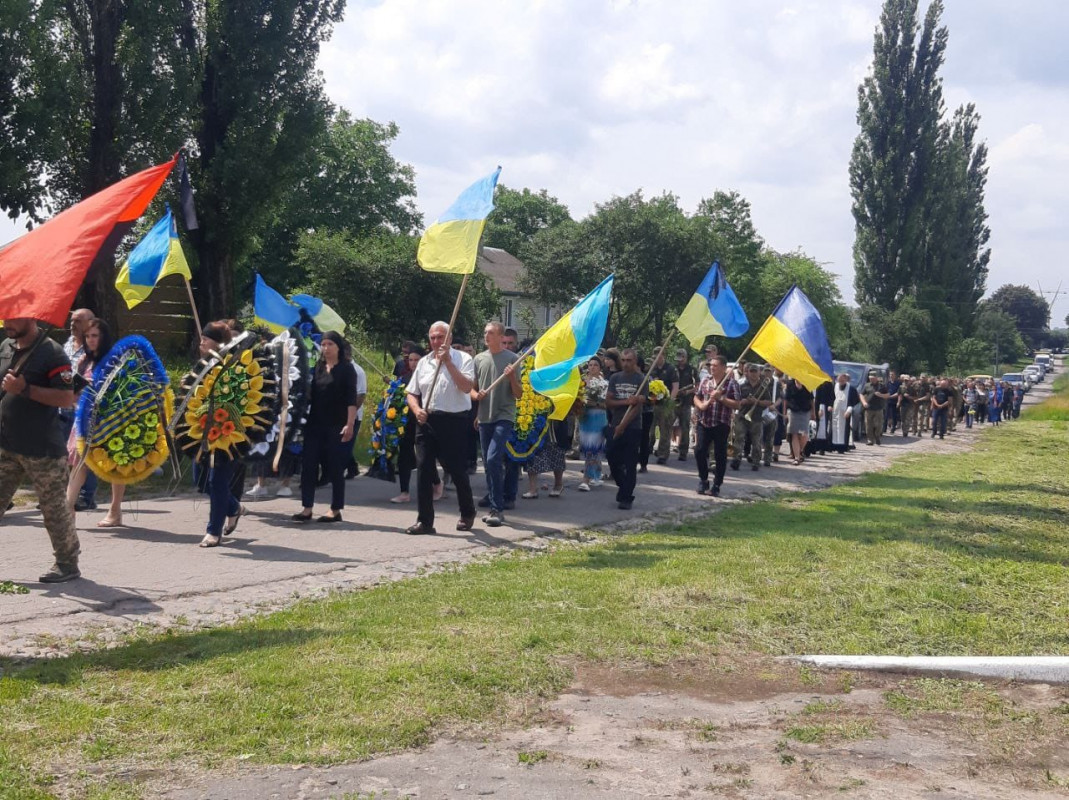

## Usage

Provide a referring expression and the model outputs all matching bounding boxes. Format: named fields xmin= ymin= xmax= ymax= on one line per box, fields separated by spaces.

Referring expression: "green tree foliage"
xmin=985 ymin=284 xmax=1050 ymax=344
xmin=193 ymin=0 xmax=345 ymax=320
xmin=0 ymin=0 xmax=200 ymax=324
xmin=482 ymin=185 xmax=572 ymax=258
xmin=294 ymin=231 xmax=500 ymax=352
xmin=255 ymin=109 xmax=422 ymax=291
xmin=972 ymin=306 xmax=1026 ymax=367
xmin=851 ymin=0 xmax=947 ymax=309
xmin=850 ymin=0 xmax=991 ymax=371
xmin=849 ymin=297 xmax=934 ymax=374
xmin=946 ymin=337 xmax=991 ymax=375
xmin=519 ymin=188 xmax=848 ymax=357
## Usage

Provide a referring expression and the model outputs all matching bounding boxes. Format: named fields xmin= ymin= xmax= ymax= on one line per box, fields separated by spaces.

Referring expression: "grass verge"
xmin=1 ymin=418 xmax=1067 ymax=798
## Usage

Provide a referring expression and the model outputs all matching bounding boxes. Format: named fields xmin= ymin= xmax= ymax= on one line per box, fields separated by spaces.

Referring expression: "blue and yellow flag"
xmin=529 ymin=274 xmax=614 ymax=420
xmin=291 ymin=293 xmax=346 ymax=333
xmin=417 ymin=167 xmax=501 ymax=274
xmin=254 ymin=274 xmax=300 ymax=334
xmin=674 ymin=261 xmax=749 ymax=348
xmin=114 ymin=206 xmax=192 ymax=309
xmin=749 ymin=285 xmax=834 ymax=391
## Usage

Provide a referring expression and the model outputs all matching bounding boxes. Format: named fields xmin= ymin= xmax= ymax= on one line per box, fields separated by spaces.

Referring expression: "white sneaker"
xmin=590 ymin=479 xmax=603 ymax=488
xmin=577 ymin=482 xmax=591 ymax=492
xmin=245 ymin=484 xmax=268 ymax=499
xmin=275 ymin=485 xmax=293 ymax=498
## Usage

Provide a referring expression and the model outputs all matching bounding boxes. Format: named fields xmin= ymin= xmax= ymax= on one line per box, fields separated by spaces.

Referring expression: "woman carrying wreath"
xmin=293 ymin=331 xmax=359 ymax=523
xmin=64 ymin=319 xmax=127 ymax=527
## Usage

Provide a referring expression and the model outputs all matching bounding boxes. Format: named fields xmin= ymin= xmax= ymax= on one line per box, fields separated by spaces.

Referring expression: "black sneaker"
xmin=697 ymin=481 xmax=709 ymax=495
xmin=405 ymin=522 xmax=435 ymax=536
xmin=39 ymin=563 xmax=81 ymax=583
xmin=617 ymin=500 xmax=633 ymax=510
xmin=710 ymin=485 xmax=721 ymax=497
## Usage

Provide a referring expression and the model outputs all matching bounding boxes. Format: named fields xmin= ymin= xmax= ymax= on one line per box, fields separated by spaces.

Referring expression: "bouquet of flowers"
xmin=77 ymin=336 xmax=175 ymax=485
xmin=648 ymin=378 xmax=669 ymax=403
xmin=584 ymin=374 xmax=608 ymax=406
xmin=506 ymin=356 xmax=554 ymax=462
xmin=368 ymin=377 xmax=409 ymax=481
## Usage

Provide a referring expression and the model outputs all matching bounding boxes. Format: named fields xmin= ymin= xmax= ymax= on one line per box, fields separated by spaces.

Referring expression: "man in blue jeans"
xmin=471 ymin=322 xmax=522 ymax=527
xmin=930 ymin=378 xmax=950 ymax=439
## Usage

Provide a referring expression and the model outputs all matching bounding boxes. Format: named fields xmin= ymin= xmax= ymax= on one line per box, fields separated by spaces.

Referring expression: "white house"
xmin=478 ymin=247 xmax=563 ymax=343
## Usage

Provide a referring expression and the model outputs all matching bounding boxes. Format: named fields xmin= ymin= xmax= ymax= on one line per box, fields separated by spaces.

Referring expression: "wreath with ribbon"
xmin=506 ymin=355 xmax=554 ymax=462
xmin=248 ymin=329 xmax=311 ymax=464
xmin=367 ymin=376 xmax=409 ymax=481
xmin=172 ymin=333 xmax=278 ymax=463
xmin=75 ymin=335 xmax=176 ymax=485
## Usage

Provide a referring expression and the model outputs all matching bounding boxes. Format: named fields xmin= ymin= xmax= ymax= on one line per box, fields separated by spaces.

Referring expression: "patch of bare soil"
xmin=160 ymin=658 xmax=1069 ymax=800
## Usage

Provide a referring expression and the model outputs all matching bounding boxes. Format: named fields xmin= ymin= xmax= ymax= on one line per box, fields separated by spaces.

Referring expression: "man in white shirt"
xmin=405 ymin=321 xmax=476 ymax=535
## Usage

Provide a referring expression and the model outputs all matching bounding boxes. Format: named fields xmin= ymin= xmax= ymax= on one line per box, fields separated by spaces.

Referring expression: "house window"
xmin=503 ymin=298 xmax=514 ymax=327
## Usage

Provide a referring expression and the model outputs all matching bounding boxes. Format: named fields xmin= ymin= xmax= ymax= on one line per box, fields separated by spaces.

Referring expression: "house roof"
xmin=479 ymin=247 xmax=526 ymax=294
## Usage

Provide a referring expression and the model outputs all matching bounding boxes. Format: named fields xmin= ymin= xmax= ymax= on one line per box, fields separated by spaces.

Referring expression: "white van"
xmin=1035 ymin=353 xmax=1053 ymax=372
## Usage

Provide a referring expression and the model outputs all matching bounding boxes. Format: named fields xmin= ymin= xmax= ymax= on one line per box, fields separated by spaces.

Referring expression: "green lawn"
xmin=2 ymin=399 xmax=1067 ymax=798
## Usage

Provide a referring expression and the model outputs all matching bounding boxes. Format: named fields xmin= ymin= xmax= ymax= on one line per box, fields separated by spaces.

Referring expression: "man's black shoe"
xmin=404 ymin=522 xmax=435 ymax=536
xmin=697 ymin=481 xmax=709 ymax=495
xmin=477 ymin=496 xmax=492 ymax=508
xmin=617 ymin=500 xmax=633 ymax=510
xmin=678 ymin=454 xmax=686 ymax=461
xmin=710 ymin=485 xmax=721 ymax=497
xmin=39 ymin=563 xmax=80 ymax=583
xmin=638 ymin=465 xmax=648 ymax=474
xmin=730 ymin=460 xmax=740 ymax=470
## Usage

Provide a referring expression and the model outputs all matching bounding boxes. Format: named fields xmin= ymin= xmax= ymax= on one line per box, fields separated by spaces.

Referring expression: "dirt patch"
xmin=159 ymin=657 xmax=1069 ymax=799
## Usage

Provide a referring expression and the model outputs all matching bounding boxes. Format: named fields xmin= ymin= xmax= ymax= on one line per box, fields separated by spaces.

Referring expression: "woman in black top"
xmin=293 ymin=331 xmax=358 ymax=523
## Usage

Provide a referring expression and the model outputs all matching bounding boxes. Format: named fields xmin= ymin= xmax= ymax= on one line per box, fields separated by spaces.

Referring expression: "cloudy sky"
xmin=318 ymin=0 xmax=1069 ymax=325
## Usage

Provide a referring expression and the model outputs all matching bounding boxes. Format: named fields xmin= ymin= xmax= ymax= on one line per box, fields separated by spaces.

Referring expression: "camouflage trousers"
xmin=0 ymin=449 xmax=80 ymax=568
xmin=900 ymin=405 xmax=916 ymax=436
xmin=731 ymin=414 xmax=764 ymax=464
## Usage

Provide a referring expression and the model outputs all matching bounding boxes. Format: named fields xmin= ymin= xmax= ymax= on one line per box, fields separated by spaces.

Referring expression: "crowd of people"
xmin=0 ymin=309 xmax=1031 ymax=584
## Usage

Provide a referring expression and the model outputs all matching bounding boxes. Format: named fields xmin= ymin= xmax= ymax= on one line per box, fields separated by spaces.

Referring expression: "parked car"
xmin=1035 ymin=353 xmax=1054 ymax=373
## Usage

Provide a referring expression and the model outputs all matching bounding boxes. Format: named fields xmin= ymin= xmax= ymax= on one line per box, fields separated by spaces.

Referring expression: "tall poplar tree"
xmin=850 ymin=0 xmax=947 ymax=309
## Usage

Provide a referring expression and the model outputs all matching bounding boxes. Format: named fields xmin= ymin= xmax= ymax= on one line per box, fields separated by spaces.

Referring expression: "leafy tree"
xmin=693 ymin=190 xmax=766 ymax=319
xmin=851 ymin=0 xmax=947 ymax=309
xmin=255 ymin=109 xmax=422 ymax=291
xmin=985 ymin=284 xmax=1049 ymax=344
xmin=192 ymin=0 xmax=345 ymax=320
xmin=758 ymin=250 xmax=850 ymax=353
xmin=851 ymin=296 xmax=934 ymax=374
xmin=973 ymin=306 xmax=1026 ymax=367
xmin=947 ymin=337 xmax=990 ymax=375
xmin=294 ymin=231 xmax=500 ymax=353
xmin=0 ymin=0 xmax=200 ymax=325
xmin=483 ymin=185 xmax=572 ymax=258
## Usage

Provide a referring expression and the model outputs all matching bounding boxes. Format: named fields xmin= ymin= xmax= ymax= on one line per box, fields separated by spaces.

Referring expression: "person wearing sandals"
xmin=63 ymin=319 xmax=128 ymax=528
xmin=577 ymin=356 xmax=608 ymax=491
xmin=292 ymin=331 xmax=359 ymax=524
xmin=522 ymin=412 xmax=574 ymax=499
xmin=194 ymin=322 xmax=246 ymax=547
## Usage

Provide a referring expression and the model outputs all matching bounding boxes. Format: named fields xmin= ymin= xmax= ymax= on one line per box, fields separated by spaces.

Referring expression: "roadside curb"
xmin=781 ymin=655 xmax=1069 ymax=684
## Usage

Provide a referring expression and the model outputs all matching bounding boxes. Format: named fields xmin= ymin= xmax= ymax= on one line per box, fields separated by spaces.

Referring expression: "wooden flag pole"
xmin=480 ymin=340 xmax=537 ymax=395
xmin=182 ymin=277 xmax=203 ymax=336
xmin=423 ymin=271 xmax=470 ymax=412
xmin=614 ymin=327 xmax=678 ymax=435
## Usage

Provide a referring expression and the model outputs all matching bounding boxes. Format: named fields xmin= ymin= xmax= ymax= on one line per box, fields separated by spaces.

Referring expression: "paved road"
xmin=0 ymin=369 xmax=1056 ymax=658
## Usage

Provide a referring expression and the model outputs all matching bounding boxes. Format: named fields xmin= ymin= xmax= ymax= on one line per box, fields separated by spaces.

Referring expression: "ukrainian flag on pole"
xmin=417 ymin=167 xmax=501 ymax=274
xmin=529 ymin=274 xmax=614 ymax=420
xmin=749 ymin=285 xmax=835 ymax=391
xmin=674 ymin=261 xmax=749 ymax=347
xmin=253 ymin=274 xmax=301 ymax=334
xmin=114 ymin=206 xmax=192 ymax=309
xmin=291 ymin=293 xmax=347 ymax=333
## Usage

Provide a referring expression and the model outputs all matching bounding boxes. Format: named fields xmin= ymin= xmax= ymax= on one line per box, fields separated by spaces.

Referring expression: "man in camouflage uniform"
xmin=731 ymin=364 xmax=771 ymax=471
xmin=0 ymin=318 xmax=81 ymax=583
xmin=916 ymin=377 xmax=932 ymax=434
xmin=859 ymin=371 xmax=889 ymax=445
xmin=898 ymin=376 xmax=917 ymax=438
xmin=760 ymin=366 xmax=778 ymax=466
